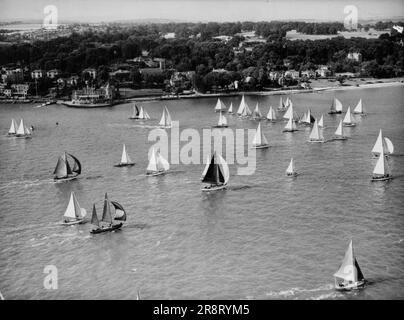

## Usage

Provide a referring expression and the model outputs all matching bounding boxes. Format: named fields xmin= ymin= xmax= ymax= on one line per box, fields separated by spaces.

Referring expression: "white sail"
xmin=218 ymin=112 xmax=227 ymax=126
xmin=8 ymin=119 xmax=16 ymax=134
xmin=147 ymin=148 xmax=158 ymax=172
xmin=384 ymin=137 xmax=394 ymax=154
xmin=144 ymin=110 xmax=150 ymax=120
xmin=335 ymin=98 xmax=343 ymax=112
xmin=253 ymin=103 xmax=262 ymax=118
xmin=120 ymin=144 xmax=129 ymax=164
xmin=309 ymin=119 xmax=323 ymax=140
xmin=373 ymin=149 xmax=387 ymax=175
xmin=305 ymin=109 xmax=311 ymax=124
xmin=284 ymin=117 xmax=296 ymax=131
xmin=63 ymin=192 xmax=85 ymax=219
xmin=16 ymin=119 xmax=25 ymax=135
xmin=156 ymin=151 xmax=170 ymax=171
xmin=165 ymin=106 xmax=172 ymax=126
xmin=278 ymin=97 xmax=285 ymax=109
xmin=138 ymin=107 xmax=144 ymax=119
xmin=252 ymin=122 xmax=268 ymax=146
xmin=159 ymin=106 xmax=172 ymax=127
xmin=371 ymin=129 xmax=385 ymax=154
xmin=286 ymin=158 xmax=295 ymax=174
xmin=132 ymin=105 xmax=138 ymax=118
xmin=335 ymin=120 xmax=344 ymax=137
xmin=334 ymin=240 xmax=358 ymax=282
xmin=353 ymin=99 xmax=363 ymax=114
xmin=228 ymin=102 xmax=233 ymax=113
xmin=318 ymin=115 xmax=324 ymax=128
xmin=217 ymin=154 xmax=230 ymax=184
xmin=283 ymin=104 xmax=293 ymax=120
xmin=237 ymin=95 xmax=246 ymax=115
xmin=158 ymin=109 xmax=166 ymax=126
xmin=241 ymin=100 xmax=252 ymax=117
xmin=266 ymin=106 xmax=276 ymax=120
xmin=343 ymin=106 xmax=354 ymax=124
xmin=215 ymin=98 xmax=226 ymax=112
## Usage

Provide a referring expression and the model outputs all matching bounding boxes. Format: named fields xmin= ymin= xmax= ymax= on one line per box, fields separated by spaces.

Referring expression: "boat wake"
xmin=265 ymin=284 xmax=336 ymax=299
xmin=84 ymin=175 xmax=104 ymax=181
xmin=123 ymin=223 xmax=151 ymax=230
xmin=227 ymin=185 xmax=252 ymax=191
xmin=0 ymin=178 xmax=54 ymax=190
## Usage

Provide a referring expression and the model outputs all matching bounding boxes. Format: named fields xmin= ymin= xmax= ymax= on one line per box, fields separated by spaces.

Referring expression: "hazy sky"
xmin=0 ymin=0 xmax=403 ymax=23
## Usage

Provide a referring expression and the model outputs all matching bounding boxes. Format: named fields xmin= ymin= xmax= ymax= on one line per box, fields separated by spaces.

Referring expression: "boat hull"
xmin=343 ymin=123 xmax=356 ymax=127
xmin=90 ymin=223 xmax=123 ymax=234
xmin=333 ymin=136 xmax=347 ymax=140
xmin=146 ymin=170 xmax=167 ymax=177
xmin=212 ymin=125 xmax=229 ymax=128
xmin=328 ymin=111 xmax=342 ymax=114
xmin=61 ymin=219 xmax=85 ymax=226
xmin=371 ymin=175 xmax=393 ymax=181
xmin=54 ymin=175 xmax=79 ymax=182
xmin=201 ymin=184 xmax=227 ymax=192
xmin=252 ymin=144 xmax=270 ymax=149
xmin=335 ymin=280 xmax=366 ymax=291
xmin=282 ymin=129 xmax=298 ymax=132
xmin=286 ymin=172 xmax=299 ymax=177
xmin=59 ymin=101 xmax=114 ymax=108
xmin=308 ymin=139 xmax=325 ymax=143
xmin=114 ymin=163 xmax=135 ymax=167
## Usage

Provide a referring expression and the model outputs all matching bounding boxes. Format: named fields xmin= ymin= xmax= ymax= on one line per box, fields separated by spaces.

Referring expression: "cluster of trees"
xmin=0 ymin=21 xmax=403 ymax=93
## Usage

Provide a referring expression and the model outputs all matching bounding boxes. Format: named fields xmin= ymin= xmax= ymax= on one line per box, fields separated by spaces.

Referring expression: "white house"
xmin=31 ymin=70 xmax=44 ymax=79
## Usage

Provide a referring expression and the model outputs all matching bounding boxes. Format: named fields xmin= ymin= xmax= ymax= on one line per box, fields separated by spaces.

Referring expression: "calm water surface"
xmin=0 ymin=86 xmax=403 ymax=299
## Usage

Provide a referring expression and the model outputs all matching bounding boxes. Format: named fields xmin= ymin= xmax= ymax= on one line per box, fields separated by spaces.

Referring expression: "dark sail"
xmin=309 ymin=114 xmax=315 ymax=123
xmin=68 ymin=153 xmax=82 ymax=175
xmin=91 ymin=204 xmax=100 ymax=227
xmin=135 ymin=105 xmax=139 ymax=116
xmin=202 ymin=155 xmax=225 ymax=185
xmin=101 ymin=193 xmax=112 ymax=224
xmin=111 ymin=201 xmax=127 ymax=221
xmin=354 ymin=258 xmax=365 ymax=281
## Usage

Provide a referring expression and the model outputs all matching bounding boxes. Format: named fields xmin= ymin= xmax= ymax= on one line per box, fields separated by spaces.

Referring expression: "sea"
xmin=0 ymin=85 xmax=403 ymax=300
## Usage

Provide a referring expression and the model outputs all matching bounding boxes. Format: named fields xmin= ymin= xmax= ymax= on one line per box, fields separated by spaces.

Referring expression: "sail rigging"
xmin=201 ymin=153 xmax=226 ymax=185
xmin=373 ymin=149 xmax=390 ymax=177
xmin=64 ymin=192 xmax=86 ymax=220
xmin=16 ymin=119 xmax=25 ymax=136
xmin=227 ymin=102 xmax=233 ymax=114
xmin=309 ymin=119 xmax=324 ymax=141
xmin=90 ymin=204 xmax=100 ymax=227
xmin=318 ymin=115 xmax=324 ymax=128
xmin=54 ymin=152 xmax=81 ymax=179
xmin=343 ymin=106 xmax=355 ymax=125
xmin=353 ymin=99 xmax=364 ymax=114
xmin=334 ymin=240 xmax=365 ymax=283
xmin=217 ymin=112 xmax=228 ymax=127
xmin=252 ymin=123 xmax=269 ymax=147
xmin=101 ymin=193 xmax=113 ymax=224
xmin=266 ymin=106 xmax=276 ymax=121
xmin=159 ymin=106 xmax=172 ymax=127
xmin=214 ymin=98 xmax=226 ymax=112
xmin=252 ymin=103 xmax=263 ymax=119
xmin=284 ymin=117 xmax=297 ymax=132
xmin=8 ymin=119 xmax=16 ymax=135
xmin=334 ymin=120 xmax=345 ymax=137
xmin=371 ymin=129 xmax=392 ymax=155
xmin=286 ymin=158 xmax=295 ymax=175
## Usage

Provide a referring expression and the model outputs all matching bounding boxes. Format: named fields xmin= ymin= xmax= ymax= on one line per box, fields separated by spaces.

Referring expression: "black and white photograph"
xmin=0 ymin=0 xmax=403 ymax=306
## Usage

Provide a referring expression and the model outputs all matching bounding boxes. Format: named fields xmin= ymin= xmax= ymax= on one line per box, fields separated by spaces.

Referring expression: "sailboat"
xmin=333 ymin=120 xmax=347 ymax=140
xmin=214 ymin=98 xmax=226 ymax=112
xmin=318 ymin=114 xmax=324 ymax=128
xmin=301 ymin=109 xmax=314 ymax=125
xmin=15 ymin=119 xmax=31 ymax=138
xmin=114 ymin=144 xmax=135 ymax=167
xmin=334 ymin=240 xmax=366 ymax=291
xmin=353 ymin=98 xmax=365 ymax=115
xmin=308 ymin=119 xmax=324 ymax=142
xmin=277 ymin=96 xmax=287 ymax=111
xmin=342 ymin=106 xmax=356 ymax=127
xmin=282 ymin=116 xmax=298 ymax=132
xmin=53 ymin=152 xmax=82 ymax=181
xmin=146 ymin=148 xmax=170 ymax=176
xmin=129 ymin=104 xmax=140 ymax=119
xmin=266 ymin=106 xmax=277 ymax=122
xmin=371 ymin=148 xmax=392 ymax=181
xmin=252 ymin=103 xmax=263 ymax=120
xmin=227 ymin=102 xmax=233 ymax=114
xmin=371 ymin=129 xmax=394 ymax=157
xmin=285 ymin=158 xmax=298 ymax=177
xmin=7 ymin=119 xmax=17 ymax=136
xmin=213 ymin=111 xmax=228 ymax=128
xmin=90 ymin=193 xmax=126 ymax=234
xmin=159 ymin=106 xmax=172 ymax=128
xmin=201 ymin=152 xmax=229 ymax=191
xmin=329 ymin=97 xmax=343 ymax=114
xmin=61 ymin=192 xmax=87 ymax=225
xmin=237 ymin=95 xmax=246 ymax=115
xmin=282 ymin=101 xmax=294 ymax=121
xmin=136 ymin=106 xmax=150 ymax=120
xmin=252 ymin=123 xmax=269 ymax=149
xmin=237 ymin=95 xmax=252 ymax=117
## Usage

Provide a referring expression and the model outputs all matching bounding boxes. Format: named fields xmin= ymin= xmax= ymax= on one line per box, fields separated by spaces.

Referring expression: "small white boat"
xmin=282 ymin=117 xmax=298 ymax=132
xmin=342 ymin=106 xmax=356 ymax=127
xmin=227 ymin=102 xmax=233 ymax=114
xmin=318 ymin=114 xmax=324 ymax=128
xmin=159 ymin=106 xmax=172 ymax=128
xmin=329 ymin=97 xmax=343 ymax=114
xmin=277 ymin=97 xmax=287 ymax=111
xmin=214 ymin=98 xmax=226 ymax=112
xmin=308 ymin=119 xmax=324 ymax=142
xmin=334 ymin=240 xmax=366 ymax=291
xmin=114 ymin=144 xmax=135 ymax=167
xmin=15 ymin=119 xmax=31 ymax=138
xmin=285 ymin=158 xmax=298 ymax=177
xmin=266 ymin=106 xmax=277 ymax=122
xmin=252 ymin=123 xmax=269 ymax=149
xmin=237 ymin=95 xmax=252 ymax=117
xmin=371 ymin=148 xmax=393 ymax=181
xmin=252 ymin=103 xmax=263 ymax=120
xmin=7 ymin=119 xmax=17 ymax=136
xmin=300 ymin=109 xmax=314 ymax=126
xmin=333 ymin=120 xmax=347 ymax=140
xmin=283 ymin=101 xmax=294 ymax=121
xmin=213 ymin=111 xmax=228 ymax=128
xmin=61 ymin=192 xmax=87 ymax=225
xmin=136 ymin=106 xmax=150 ymax=120
xmin=353 ymin=98 xmax=365 ymax=115
xmin=371 ymin=129 xmax=394 ymax=157
xmin=146 ymin=148 xmax=170 ymax=176
xmin=201 ymin=152 xmax=229 ymax=191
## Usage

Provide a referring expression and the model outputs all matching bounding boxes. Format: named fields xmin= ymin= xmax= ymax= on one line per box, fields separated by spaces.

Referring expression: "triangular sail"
xmin=253 ymin=103 xmax=262 ymax=119
xmin=111 ymin=201 xmax=127 ymax=221
xmin=159 ymin=108 xmax=166 ymax=126
xmin=241 ymin=101 xmax=252 ymax=117
xmin=371 ymin=130 xmax=386 ymax=154
xmin=138 ymin=106 xmax=144 ymax=119
xmin=334 ymin=240 xmax=359 ymax=282
xmin=64 ymin=192 xmax=78 ymax=219
xmin=343 ymin=106 xmax=354 ymax=124
xmin=227 ymin=102 xmax=233 ymax=113
xmin=156 ymin=151 xmax=170 ymax=171
xmin=8 ymin=119 xmax=16 ymax=134
xmin=373 ymin=149 xmax=389 ymax=176
xmin=147 ymin=148 xmax=158 ymax=172
xmin=144 ymin=110 xmax=150 ymax=120
xmin=283 ymin=104 xmax=293 ymax=120
xmin=353 ymin=99 xmax=363 ymax=114
xmin=16 ymin=119 xmax=25 ymax=135
xmin=215 ymin=98 xmax=226 ymax=112
xmin=284 ymin=117 xmax=296 ymax=131
xmin=54 ymin=154 xmax=68 ymax=178
xmin=335 ymin=98 xmax=343 ymax=112
xmin=309 ymin=119 xmax=322 ymax=140
xmin=286 ymin=158 xmax=295 ymax=174
xmin=218 ymin=112 xmax=227 ymax=126
xmin=68 ymin=153 xmax=81 ymax=174
xmin=335 ymin=120 xmax=344 ymax=137
xmin=164 ymin=106 xmax=172 ymax=126
xmin=384 ymin=137 xmax=394 ymax=154
xmin=237 ymin=95 xmax=246 ymax=115
xmin=252 ymin=123 xmax=268 ymax=146
xmin=202 ymin=154 xmax=225 ymax=184
xmin=101 ymin=193 xmax=112 ymax=224
xmin=90 ymin=204 xmax=100 ymax=227
xmin=120 ymin=144 xmax=129 ymax=164
xmin=318 ymin=115 xmax=324 ymax=128
xmin=24 ymin=126 xmax=31 ymax=135
xmin=279 ymin=97 xmax=285 ymax=109
xmin=267 ymin=106 xmax=276 ymax=120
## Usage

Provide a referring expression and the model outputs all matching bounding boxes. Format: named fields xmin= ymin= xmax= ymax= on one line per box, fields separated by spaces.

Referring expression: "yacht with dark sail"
xmin=129 ymin=104 xmax=140 ymax=119
xmin=201 ymin=152 xmax=229 ymax=192
xmin=53 ymin=152 xmax=81 ymax=181
xmin=90 ymin=193 xmax=127 ymax=234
